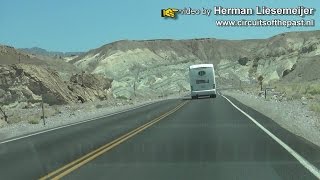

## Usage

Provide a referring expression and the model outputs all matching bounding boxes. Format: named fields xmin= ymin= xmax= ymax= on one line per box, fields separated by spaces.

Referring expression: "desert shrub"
xmin=51 ymin=105 xmax=62 ymax=114
xmin=238 ymin=57 xmax=249 ymax=66
xmin=309 ymin=103 xmax=320 ymax=114
xmin=305 ymin=93 xmax=315 ymax=99
xmin=291 ymin=93 xmax=302 ymax=100
xmin=275 ymin=83 xmax=307 ymax=96
xmin=96 ymin=104 xmax=103 ymax=109
xmin=28 ymin=118 xmax=39 ymax=124
xmin=8 ymin=115 xmax=23 ymax=124
xmin=116 ymin=95 xmax=128 ymax=100
xmin=306 ymin=84 xmax=320 ymax=95
xmin=290 ymin=84 xmax=307 ymax=94
xmin=278 ymin=85 xmax=294 ymax=96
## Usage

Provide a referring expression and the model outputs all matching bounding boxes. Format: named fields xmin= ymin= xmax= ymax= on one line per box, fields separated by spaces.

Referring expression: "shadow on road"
xmin=182 ymin=95 xmax=219 ymax=100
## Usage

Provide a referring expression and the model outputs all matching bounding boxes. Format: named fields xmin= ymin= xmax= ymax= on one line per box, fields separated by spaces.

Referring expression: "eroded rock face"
xmin=111 ymin=80 xmax=133 ymax=99
xmin=70 ymin=73 xmax=112 ymax=90
xmin=0 ymin=64 xmax=112 ymax=106
xmin=71 ymin=30 xmax=320 ymax=91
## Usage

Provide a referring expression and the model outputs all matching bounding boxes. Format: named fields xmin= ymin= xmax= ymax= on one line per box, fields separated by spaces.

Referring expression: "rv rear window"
xmin=196 ymin=80 xmax=209 ymax=84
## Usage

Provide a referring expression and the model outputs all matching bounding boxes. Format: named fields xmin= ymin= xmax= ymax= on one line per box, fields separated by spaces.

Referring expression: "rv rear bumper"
xmin=191 ymin=89 xmax=216 ymax=97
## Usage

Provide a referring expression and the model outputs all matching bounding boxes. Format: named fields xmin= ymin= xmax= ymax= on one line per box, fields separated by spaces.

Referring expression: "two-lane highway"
xmin=1 ymin=95 xmax=320 ymax=180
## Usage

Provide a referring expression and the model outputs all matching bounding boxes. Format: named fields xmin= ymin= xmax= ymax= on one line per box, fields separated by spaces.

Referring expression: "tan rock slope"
xmin=71 ymin=30 xmax=320 ymax=98
xmin=1 ymin=30 xmax=319 ymax=102
xmin=0 ymin=64 xmax=112 ymax=106
xmin=0 ymin=45 xmax=80 ymax=80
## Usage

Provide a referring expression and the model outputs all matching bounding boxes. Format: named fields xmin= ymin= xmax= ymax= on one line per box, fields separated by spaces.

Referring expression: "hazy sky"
xmin=0 ymin=0 xmax=319 ymax=52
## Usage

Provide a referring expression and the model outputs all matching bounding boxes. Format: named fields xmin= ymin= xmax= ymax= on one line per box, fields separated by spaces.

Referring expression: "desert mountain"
xmin=70 ymin=30 xmax=320 ymax=98
xmin=1 ymin=30 xmax=319 ymax=102
xmin=0 ymin=45 xmax=46 ymax=65
xmin=19 ymin=47 xmax=83 ymax=58
xmin=0 ymin=45 xmax=80 ymax=80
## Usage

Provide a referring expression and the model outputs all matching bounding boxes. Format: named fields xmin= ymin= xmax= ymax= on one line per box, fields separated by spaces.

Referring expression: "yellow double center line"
xmin=40 ymin=100 xmax=189 ymax=180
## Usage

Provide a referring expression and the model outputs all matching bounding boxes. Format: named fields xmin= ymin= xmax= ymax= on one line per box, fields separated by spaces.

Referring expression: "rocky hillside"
xmin=0 ymin=64 xmax=112 ymax=106
xmin=0 ymin=45 xmax=80 ymax=80
xmin=0 ymin=45 xmax=45 ymax=65
xmin=19 ymin=47 xmax=83 ymax=58
xmin=70 ymin=30 xmax=320 ymax=98
xmin=2 ymin=30 xmax=319 ymax=101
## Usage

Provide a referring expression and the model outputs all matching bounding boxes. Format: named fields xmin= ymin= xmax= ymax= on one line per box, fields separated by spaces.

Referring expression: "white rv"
xmin=189 ymin=64 xmax=217 ymax=99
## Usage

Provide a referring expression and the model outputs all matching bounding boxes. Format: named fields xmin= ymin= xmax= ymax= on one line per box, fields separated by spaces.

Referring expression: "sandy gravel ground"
xmin=222 ymin=90 xmax=320 ymax=148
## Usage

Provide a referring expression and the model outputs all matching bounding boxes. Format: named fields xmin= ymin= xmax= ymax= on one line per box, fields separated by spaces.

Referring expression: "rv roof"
xmin=189 ymin=64 xmax=213 ymax=69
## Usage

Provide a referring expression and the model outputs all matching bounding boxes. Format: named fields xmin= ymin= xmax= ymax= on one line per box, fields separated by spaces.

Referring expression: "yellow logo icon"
xmin=161 ymin=8 xmax=179 ymax=18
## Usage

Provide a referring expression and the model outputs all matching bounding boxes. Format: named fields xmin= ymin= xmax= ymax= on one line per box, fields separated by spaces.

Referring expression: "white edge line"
xmin=0 ymin=99 xmax=168 ymax=144
xmin=220 ymin=94 xmax=320 ymax=179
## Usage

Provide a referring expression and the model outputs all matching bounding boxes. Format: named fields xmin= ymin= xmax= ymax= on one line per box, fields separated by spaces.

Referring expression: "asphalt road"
xmin=1 ymin=95 xmax=320 ymax=180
